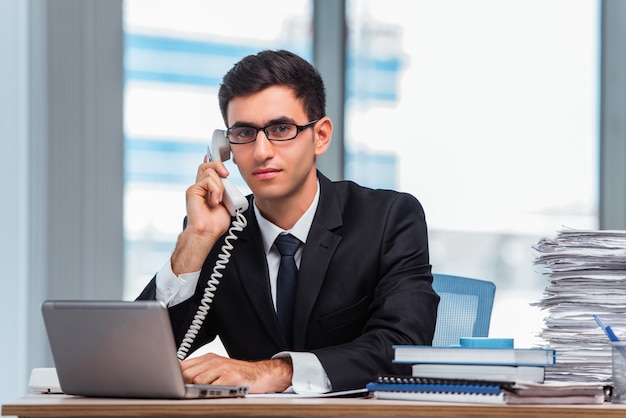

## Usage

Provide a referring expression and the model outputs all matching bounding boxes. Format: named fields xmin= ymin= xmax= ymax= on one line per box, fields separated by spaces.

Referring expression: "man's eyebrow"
xmin=267 ymin=117 xmax=296 ymax=125
xmin=229 ymin=117 xmax=296 ymax=128
xmin=228 ymin=121 xmax=255 ymax=128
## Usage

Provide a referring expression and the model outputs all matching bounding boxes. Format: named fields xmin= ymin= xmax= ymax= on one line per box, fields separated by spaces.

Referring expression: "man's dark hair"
xmin=218 ymin=50 xmax=326 ymax=125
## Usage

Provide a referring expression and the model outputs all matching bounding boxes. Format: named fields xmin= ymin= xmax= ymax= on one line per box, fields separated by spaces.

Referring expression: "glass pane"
xmin=123 ymin=0 xmax=312 ymax=300
xmin=345 ymin=0 xmax=599 ymax=347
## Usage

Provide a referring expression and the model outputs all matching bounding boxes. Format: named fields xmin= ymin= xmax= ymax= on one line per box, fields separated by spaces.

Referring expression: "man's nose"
xmin=253 ymin=130 xmax=275 ymax=161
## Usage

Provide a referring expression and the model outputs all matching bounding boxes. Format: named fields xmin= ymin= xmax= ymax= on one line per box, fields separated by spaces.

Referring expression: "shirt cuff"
xmin=272 ymin=352 xmax=332 ymax=394
xmin=155 ymin=261 xmax=201 ymax=306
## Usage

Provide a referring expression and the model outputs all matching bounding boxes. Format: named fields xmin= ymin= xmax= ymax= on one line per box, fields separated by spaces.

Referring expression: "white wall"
xmin=0 ymin=0 xmax=29 ymax=407
xmin=0 ymin=0 xmax=124 ymax=408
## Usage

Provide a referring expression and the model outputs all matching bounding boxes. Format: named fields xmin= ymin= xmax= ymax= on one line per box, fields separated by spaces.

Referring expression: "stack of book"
xmin=367 ymin=375 xmax=508 ymax=404
xmin=393 ymin=343 xmax=556 ymax=383
xmin=365 ymin=343 xmax=607 ymax=404
xmin=368 ymin=375 xmax=606 ymax=405
xmin=368 ymin=344 xmax=554 ymax=403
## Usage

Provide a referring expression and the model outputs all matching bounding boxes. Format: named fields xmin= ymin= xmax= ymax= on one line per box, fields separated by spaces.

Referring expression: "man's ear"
xmin=314 ymin=117 xmax=333 ymax=157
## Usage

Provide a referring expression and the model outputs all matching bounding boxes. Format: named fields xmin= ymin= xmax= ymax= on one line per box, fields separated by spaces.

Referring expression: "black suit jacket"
xmin=137 ymin=172 xmax=439 ymax=391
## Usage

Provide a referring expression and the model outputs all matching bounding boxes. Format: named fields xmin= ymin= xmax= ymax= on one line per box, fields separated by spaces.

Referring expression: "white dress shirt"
xmin=155 ymin=182 xmax=332 ymax=393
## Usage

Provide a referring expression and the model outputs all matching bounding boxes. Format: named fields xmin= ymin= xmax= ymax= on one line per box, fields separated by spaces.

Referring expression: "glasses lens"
xmin=227 ymin=127 xmax=256 ymax=143
xmin=266 ymin=123 xmax=297 ymax=141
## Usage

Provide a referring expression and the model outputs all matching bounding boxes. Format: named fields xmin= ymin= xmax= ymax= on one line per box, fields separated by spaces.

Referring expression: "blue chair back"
xmin=431 ymin=273 xmax=496 ymax=347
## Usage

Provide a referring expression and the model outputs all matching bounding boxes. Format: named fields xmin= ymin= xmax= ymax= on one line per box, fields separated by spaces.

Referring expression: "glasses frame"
xmin=226 ymin=119 xmax=320 ymax=145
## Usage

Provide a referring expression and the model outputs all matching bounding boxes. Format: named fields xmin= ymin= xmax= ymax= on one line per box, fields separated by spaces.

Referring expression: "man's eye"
xmin=235 ymin=127 xmax=255 ymax=138
xmin=268 ymin=124 xmax=294 ymax=136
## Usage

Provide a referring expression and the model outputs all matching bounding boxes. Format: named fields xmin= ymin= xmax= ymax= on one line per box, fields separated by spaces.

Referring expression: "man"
xmin=137 ymin=49 xmax=439 ymax=394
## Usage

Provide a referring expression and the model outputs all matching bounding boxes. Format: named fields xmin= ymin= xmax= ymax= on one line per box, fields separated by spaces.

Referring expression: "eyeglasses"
xmin=226 ymin=119 xmax=319 ymax=144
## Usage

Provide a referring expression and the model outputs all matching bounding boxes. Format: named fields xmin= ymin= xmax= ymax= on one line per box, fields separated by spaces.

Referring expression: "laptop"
xmin=41 ymin=300 xmax=248 ymax=399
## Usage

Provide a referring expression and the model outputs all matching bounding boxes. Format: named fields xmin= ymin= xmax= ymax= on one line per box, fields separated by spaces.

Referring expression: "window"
xmin=124 ymin=0 xmax=599 ymax=348
xmin=345 ymin=0 xmax=599 ymax=346
xmin=123 ymin=0 xmax=313 ymax=298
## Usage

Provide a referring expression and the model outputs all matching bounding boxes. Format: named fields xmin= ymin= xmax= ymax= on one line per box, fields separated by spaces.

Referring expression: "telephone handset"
xmin=208 ymin=129 xmax=249 ymax=215
xmin=176 ymin=129 xmax=249 ymax=360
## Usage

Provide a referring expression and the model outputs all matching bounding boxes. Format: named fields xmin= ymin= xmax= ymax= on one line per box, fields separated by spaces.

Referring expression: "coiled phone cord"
xmin=176 ymin=210 xmax=248 ymax=360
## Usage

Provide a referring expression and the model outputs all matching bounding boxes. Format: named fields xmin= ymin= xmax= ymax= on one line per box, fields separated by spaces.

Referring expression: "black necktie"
xmin=275 ymin=233 xmax=301 ymax=345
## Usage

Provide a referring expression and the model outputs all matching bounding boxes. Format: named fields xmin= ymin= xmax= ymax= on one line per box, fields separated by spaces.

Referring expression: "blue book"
xmin=392 ymin=345 xmax=556 ymax=366
xmin=369 ymin=390 xmax=506 ymax=404
xmin=366 ymin=377 xmax=507 ymax=404
xmin=366 ymin=382 xmax=502 ymax=395
xmin=411 ymin=363 xmax=545 ymax=383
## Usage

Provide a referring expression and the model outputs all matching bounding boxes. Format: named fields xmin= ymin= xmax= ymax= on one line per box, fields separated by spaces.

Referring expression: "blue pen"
xmin=594 ymin=314 xmax=626 ymax=358
xmin=594 ymin=314 xmax=621 ymax=342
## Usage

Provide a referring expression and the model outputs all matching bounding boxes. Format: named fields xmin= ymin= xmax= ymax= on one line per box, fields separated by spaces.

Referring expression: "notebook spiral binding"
xmin=369 ymin=374 xmax=512 ymax=395
xmin=376 ymin=374 xmax=513 ymax=389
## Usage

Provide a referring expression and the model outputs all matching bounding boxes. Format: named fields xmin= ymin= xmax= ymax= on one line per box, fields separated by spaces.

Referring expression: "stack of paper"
xmin=503 ymin=381 xmax=606 ymax=404
xmin=532 ymin=227 xmax=626 ymax=383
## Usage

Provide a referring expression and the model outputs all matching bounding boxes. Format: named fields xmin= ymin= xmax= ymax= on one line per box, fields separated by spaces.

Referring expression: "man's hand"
xmin=181 ymin=353 xmax=293 ymax=394
xmin=170 ymin=159 xmax=234 ymax=275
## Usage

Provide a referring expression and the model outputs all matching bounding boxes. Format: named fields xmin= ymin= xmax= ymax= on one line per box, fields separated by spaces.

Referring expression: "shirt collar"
xmin=254 ymin=180 xmax=320 ymax=254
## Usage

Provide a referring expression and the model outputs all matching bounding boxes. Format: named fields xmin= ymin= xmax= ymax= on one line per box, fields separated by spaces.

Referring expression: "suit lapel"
xmin=232 ymin=174 xmax=345 ymax=349
xmin=232 ymin=210 xmax=285 ymax=346
xmin=293 ymin=174 xmax=343 ymax=348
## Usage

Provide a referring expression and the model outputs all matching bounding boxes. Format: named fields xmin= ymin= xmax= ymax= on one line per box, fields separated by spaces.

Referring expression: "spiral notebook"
xmin=367 ymin=375 xmax=507 ymax=404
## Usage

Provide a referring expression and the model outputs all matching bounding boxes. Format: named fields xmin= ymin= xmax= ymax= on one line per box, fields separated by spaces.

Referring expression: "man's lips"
xmin=252 ymin=168 xmax=281 ymax=179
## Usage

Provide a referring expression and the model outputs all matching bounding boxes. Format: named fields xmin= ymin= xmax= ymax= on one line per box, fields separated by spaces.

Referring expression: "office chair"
xmin=431 ymin=273 xmax=496 ymax=347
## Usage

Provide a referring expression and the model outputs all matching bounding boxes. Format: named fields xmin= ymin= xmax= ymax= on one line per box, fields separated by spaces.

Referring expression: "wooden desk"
xmin=4 ymin=394 xmax=626 ymax=418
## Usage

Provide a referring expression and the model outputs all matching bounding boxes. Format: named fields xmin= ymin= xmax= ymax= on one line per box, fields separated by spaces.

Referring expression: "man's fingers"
xmin=180 ymin=354 xmax=291 ymax=393
xmin=181 ymin=354 xmax=218 ymax=384
xmin=196 ymin=161 xmax=229 ymax=182
xmin=181 ymin=354 xmax=243 ymax=385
